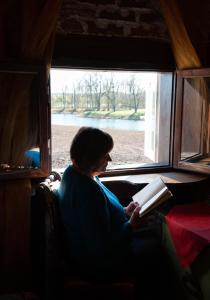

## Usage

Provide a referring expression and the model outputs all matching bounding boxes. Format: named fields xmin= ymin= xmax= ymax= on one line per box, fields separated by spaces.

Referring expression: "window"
xmin=174 ymin=68 xmax=210 ymax=174
xmin=50 ymin=69 xmax=173 ymax=172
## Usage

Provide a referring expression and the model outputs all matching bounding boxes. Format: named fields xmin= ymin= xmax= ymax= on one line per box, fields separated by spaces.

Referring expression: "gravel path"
xmin=52 ymin=125 xmax=152 ymax=168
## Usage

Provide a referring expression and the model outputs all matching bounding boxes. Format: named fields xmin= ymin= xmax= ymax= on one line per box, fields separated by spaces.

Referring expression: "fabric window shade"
xmin=159 ymin=0 xmax=201 ymax=69
xmin=0 ymin=0 xmax=63 ymax=166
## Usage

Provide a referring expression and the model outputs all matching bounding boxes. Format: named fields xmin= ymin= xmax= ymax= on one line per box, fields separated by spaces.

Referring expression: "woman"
xmin=57 ymin=127 xmax=175 ymax=298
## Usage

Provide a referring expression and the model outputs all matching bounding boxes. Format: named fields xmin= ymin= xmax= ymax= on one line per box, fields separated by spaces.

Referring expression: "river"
xmin=52 ymin=113 xmax=145 ymax=131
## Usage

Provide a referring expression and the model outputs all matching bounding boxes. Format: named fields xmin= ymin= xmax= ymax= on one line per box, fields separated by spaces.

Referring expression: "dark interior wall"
xmin=0 ymin=179 xmax=31 ymax=294
xmin=53 ymin=0 xmax=210 ymax=68
xmin=53 ymin=34 xmax=175 ymax=69
xmin=178 ymin=0 xmax=210 ymax=67
xmin=53 ymin=0 xmax=175 ymax=69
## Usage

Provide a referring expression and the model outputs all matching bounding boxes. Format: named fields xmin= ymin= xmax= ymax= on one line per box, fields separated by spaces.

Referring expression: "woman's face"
xmin=92 ymin=152 xmax=112 ymax=176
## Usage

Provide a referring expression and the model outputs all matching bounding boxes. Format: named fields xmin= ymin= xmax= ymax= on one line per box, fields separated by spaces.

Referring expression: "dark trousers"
xmin=126 ymin=226 xmax=176 ymax=300
xmin=94 ymin=226 xmax=176 ymax=300
xmin=66 ymin=226 xmax=176 ymax=300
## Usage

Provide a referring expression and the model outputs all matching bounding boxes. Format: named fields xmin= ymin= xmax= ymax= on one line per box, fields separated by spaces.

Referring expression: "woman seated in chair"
xmin=57 ymin=127 xmax=175 ymax=300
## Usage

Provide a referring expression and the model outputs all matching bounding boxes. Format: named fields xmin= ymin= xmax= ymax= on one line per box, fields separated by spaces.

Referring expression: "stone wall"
xmin=57 ymin=0 xmax=169 ymax=41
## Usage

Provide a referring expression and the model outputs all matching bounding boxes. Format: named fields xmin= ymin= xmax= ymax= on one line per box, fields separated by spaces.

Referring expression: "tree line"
xmin=51 ymin=73 xmax=146 ymax=113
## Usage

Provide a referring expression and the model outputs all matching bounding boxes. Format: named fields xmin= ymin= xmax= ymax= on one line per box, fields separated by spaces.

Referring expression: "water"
xmin=52 ymin=113 xmax=145 ymax=131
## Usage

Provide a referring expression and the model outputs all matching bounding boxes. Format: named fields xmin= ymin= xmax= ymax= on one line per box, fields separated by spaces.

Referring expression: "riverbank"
xmin=52 ymin=113 xmax=145 ymax=131
xmin=51 ymin=124 xmax=152 ymax=168
xmin=51 ymin=109 xmax=145 ymax=120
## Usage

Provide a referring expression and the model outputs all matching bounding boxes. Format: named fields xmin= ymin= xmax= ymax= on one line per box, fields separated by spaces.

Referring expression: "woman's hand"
xmin=129 ymin=206 xmax=153 ymax=231
xmin=129 ymin=206 xmax=142 ymax=231
xmin=124 ymin=201 xmax=139 ymax=217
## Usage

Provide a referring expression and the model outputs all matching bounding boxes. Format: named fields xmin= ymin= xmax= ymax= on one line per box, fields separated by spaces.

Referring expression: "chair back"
xmin=31 ymin=172 xmax=63 ymax=300
xmin=31 ymin=171 xmax=135 ymax=300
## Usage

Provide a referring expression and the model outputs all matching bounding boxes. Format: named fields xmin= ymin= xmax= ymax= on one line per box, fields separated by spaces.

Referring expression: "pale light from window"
xmin=50 ymin=69 xmax=173 ymax=171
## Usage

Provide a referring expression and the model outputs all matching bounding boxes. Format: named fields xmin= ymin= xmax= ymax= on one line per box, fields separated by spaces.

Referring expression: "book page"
xmin=140 ymin=190 xmax=172 ymax=217
xmin=132 ymin=176 xmax=166 ymax=207
xmin=139 ymin=187 xmax=170 ymax=217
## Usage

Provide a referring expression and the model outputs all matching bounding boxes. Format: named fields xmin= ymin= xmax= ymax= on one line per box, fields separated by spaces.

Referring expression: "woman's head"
xmin=70 ymin=127 xmax=113 ymax=175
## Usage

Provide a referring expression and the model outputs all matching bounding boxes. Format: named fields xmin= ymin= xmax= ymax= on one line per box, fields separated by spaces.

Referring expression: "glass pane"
xmin=50 ymin=69 xmax=173 ymax=171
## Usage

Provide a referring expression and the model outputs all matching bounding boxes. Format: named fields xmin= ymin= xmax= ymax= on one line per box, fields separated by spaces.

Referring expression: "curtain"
xmin=159 ymin=0 xmax=201 ymax=69
xmin=0 ymin=0 xmax=63 ymax=292
xmin=0 ymin=0 xmax=62 ymax=167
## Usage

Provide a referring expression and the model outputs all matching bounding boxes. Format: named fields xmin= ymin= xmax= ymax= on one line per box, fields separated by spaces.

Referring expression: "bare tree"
xmin=92 ymin=73 xmax=106 ymax=111
xmin=61 ymin=85 xmax=68 ymax=111
xmin=71 ymin=85 xmax=77 ymax=111
xmin=104 ymin=75 xmax=119 ymax=112
xmin=127 ymin=75 xmax=145 ymax=113
xmin=84 ymin=75 xmax=94 ymax=109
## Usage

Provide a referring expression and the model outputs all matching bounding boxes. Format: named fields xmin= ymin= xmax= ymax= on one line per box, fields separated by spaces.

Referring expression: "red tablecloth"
xmin=165 ymin=202 xmax=210 ymax=267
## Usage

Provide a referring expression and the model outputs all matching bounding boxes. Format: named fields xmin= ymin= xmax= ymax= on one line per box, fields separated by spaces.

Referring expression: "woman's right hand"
xmin=129 ymin=207 xmax=156 ymax=231
xmin=129 ymin=206 xmax=142 ymax=231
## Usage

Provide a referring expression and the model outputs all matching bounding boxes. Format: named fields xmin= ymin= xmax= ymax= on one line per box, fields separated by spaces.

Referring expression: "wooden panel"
xmin=0 ymin=179 xmax=31 ymax=293
xmin=173 ymin=74 xmax=183 ymax=168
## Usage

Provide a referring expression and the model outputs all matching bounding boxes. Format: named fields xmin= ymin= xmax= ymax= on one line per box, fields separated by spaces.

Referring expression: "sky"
xmin=50 ymin=68 xmax=158 ymax=93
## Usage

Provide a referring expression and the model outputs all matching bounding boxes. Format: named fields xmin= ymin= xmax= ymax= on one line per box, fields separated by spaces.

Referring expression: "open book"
xmin=132 ymin=176 xmax=172 ymax=217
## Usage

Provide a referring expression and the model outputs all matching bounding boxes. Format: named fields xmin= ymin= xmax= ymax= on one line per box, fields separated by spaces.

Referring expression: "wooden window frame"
xmin=173 ymin=68 xmax=210 ymax=175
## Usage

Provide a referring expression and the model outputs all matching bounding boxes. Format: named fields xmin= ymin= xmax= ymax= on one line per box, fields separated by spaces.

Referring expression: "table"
xmin=163 ymin=202 xmax=210 ymax=300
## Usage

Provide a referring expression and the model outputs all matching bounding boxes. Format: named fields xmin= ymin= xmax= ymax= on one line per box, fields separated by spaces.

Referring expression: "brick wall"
xmin=57 ymin=0 xmax=169 ymax=41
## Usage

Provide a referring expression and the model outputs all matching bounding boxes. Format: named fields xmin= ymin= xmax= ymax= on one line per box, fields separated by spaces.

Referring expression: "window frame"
xmin=50 ymin=66 xmax=176 ymax=176
xmin=173 ymin=68 xmax=210 ymax=175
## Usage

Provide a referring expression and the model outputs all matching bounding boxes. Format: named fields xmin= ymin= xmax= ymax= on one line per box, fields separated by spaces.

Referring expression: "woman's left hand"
xmin=124 ymin=201 xmax=139 ymax=217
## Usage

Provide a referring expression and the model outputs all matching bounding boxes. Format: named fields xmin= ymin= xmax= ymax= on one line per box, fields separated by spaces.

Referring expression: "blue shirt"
xmin=57 ymin=165 xmax=132 ymax=267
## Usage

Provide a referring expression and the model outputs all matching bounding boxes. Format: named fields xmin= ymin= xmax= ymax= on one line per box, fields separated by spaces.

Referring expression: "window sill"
xmin=100 ymin=170 xmax=208 ymax=185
